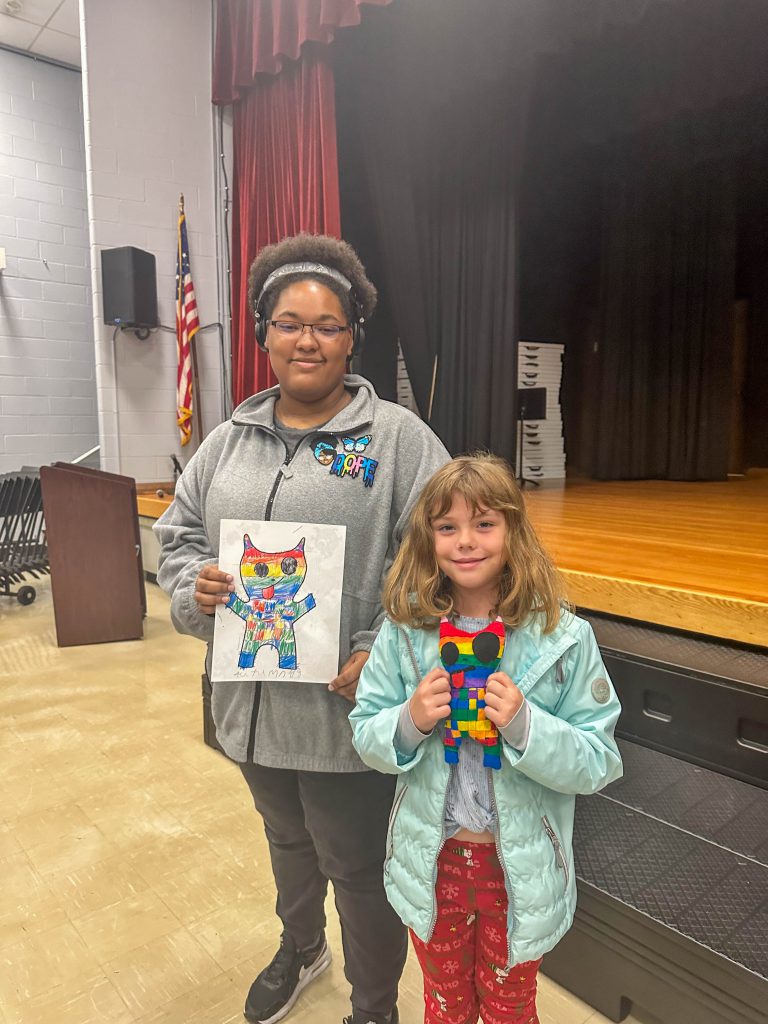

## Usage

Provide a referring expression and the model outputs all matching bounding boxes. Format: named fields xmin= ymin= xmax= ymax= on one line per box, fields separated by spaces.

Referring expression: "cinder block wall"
xmin=0 ymin=48 xmax=97 ymax=474
xmin=81 ymin=0 xmax=224 ymax=482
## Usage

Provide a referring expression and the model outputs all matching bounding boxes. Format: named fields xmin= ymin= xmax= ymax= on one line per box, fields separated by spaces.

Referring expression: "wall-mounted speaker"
xmin=101 ymin=246 xmax=158 ymax=329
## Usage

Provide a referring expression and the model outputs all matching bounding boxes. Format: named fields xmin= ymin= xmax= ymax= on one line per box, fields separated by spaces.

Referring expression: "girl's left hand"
xmin=484 ymin=671 xmax=525 ymax=729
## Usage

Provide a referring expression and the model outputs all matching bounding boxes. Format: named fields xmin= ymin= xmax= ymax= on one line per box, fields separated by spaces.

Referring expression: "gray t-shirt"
xmin=272 ymin=416 xmax=317 ymax=458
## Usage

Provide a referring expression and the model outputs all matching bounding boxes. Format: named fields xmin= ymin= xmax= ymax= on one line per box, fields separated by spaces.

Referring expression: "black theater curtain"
xmin=334 ymin=0 xmax=696 ymax=458
xmin=335 ymin=1 xmax=528 ymax=457
xmin=591 ymin=135 xmax=738 ymax=479
xmin=336 ymin=0 xmax=768 ymax=472
xmin=516 ymin=0 xmax=768 ymax=479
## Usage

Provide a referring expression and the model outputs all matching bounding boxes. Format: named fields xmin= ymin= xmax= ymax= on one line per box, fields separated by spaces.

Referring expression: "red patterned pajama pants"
xmin=409 ymin=842 xmax=541 ymax=1024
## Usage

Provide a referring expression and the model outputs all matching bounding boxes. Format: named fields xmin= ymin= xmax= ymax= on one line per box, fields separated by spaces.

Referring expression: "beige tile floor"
xmin=0 ymin=579 xmax=649 ymax=1024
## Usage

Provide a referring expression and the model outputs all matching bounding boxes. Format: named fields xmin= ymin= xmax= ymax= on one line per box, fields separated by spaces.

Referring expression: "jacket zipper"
xmin=542 ymin=815 xmax=569 ymax=887
xmin=246 ymin=431 xmax=300 ymax=763
xmin=490 ymin=774 xmax=518 ymax=970
xmin=399 ymin=626 xmax=450 ymax=941
xmin=426 ymin=793 xmax=451 ymax=942
xmin=264 ymin=435 xmax=291 ymax=521
xmin=384 ymin=783 xmax=409 ymax=872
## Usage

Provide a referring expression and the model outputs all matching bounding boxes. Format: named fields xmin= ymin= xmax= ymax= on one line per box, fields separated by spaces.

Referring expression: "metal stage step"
xmin=584 ymin=612 xmax=768 ymax=789
xmin=542 ymin=615 xmax=768 ymax=1024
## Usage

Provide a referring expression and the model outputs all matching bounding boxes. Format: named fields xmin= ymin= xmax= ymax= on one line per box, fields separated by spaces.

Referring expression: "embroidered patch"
xmin=312 ymin=435 xmax=379 ymax=487
xmin=313 ymin=440 xmax=336 ymax=466
xmin=591 ymin=677 xmax=611 ymax=704
xmin=342 ymin=434 xmax=372 ymax=453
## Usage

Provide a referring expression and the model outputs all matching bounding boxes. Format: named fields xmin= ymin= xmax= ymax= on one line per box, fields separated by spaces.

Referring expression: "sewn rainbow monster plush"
xmin=225 ymin=535 xmax=316 ymax=671
xmin=439 ymin=616 xmax=505 ymax=769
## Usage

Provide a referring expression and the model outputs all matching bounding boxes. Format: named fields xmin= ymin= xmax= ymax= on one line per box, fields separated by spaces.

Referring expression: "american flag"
xmin=176 ymin=206 xmax=199 ymax=446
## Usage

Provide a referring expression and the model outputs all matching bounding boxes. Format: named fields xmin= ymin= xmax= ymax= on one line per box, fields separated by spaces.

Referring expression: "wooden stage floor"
xmin=138 ymin=473 xmax=768 ymax=648
xmin=524 ymin=472 xmax=768 ymax=648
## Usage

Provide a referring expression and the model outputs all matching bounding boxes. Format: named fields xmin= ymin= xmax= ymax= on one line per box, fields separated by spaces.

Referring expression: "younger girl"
xmin=350 ymin=454 xmax=622 ymax=1024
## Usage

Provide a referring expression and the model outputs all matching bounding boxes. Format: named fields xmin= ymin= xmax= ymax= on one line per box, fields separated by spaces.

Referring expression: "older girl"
xmin=156 ymin=233 xmax=449 ymax=1024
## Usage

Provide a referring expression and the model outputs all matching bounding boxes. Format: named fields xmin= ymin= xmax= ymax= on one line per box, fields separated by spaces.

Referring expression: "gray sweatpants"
xmin=239 ymin=762 xmax=408 ymax=1021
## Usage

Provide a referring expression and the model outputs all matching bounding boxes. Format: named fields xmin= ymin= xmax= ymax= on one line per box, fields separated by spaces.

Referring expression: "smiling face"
xmin=431 ymin=495 xmax=508 ymax=615
xmin=265 ymin=280 xmax=353 ymax=407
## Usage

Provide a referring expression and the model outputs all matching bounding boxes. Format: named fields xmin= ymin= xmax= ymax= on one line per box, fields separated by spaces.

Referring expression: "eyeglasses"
xmin=267 ymin=321 xmax=350 ymax=341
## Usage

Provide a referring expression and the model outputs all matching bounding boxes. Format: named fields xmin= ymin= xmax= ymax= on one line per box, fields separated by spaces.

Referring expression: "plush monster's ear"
xmin=243 ymin=533 xmax=254 ymax=549
xmin=296 ymin=538 xmax=305 ymax=552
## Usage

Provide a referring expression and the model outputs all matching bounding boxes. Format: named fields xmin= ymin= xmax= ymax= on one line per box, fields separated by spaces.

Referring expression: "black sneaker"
xmin=342 ymin=1007 xmax=399 ymax=1024
xmin=244 ymin=932 xmax=331 ymax=1024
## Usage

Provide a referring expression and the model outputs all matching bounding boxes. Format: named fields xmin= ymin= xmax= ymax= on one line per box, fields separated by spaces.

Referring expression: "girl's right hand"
xmin=409 ymin=667 xmax=452 ymax=733
xmin=194 ymin=564 xmax=235 ymax=615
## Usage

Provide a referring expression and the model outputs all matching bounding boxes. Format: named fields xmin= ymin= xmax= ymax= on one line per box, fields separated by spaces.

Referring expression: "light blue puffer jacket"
xmin=350 ymin=611 xmax=622 ymax=967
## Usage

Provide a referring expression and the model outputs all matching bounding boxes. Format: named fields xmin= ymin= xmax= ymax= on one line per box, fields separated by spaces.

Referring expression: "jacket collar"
xmin=230 ymin=374 xmax=376 ymax=434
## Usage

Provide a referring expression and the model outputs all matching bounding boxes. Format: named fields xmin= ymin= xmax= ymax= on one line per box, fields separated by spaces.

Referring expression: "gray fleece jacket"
xmin=154 ymin=375 xmax=450 ymax=770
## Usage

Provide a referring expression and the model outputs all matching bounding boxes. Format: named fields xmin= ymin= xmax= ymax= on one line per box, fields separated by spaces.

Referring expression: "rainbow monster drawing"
xmin=440 ymin=616 xmax=505 ymax=770
xmin=225 ymin=535 xmax=316 ymax=670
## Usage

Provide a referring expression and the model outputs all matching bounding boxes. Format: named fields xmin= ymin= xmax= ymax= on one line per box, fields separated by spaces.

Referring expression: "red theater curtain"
xmin=229 ymin=51 xmax=341 ymax=401
xmin=214 ymin=0 xmax=391 ymax=101
xmin=213 ymin=0 xmax=389 ymax=404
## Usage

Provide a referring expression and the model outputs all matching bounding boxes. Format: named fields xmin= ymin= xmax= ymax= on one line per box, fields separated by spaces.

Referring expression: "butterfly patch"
xmin=311 ymin=434 xmax=378 ymax=488
xmin=342 ymin=435 xmax=372 ymax=454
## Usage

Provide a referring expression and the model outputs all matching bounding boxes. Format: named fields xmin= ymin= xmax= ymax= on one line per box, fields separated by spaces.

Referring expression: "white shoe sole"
xmin=251 ymin=943 xmax=333 ymax=1024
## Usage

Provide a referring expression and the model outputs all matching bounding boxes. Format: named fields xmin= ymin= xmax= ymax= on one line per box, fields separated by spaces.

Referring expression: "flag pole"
xmin=179 ymin=192 xmax=204 ymax=445
xmin=427 ymin=353 xmax=439 ymax=421
xmin=191 ymin=336 xmax=203 ymax=445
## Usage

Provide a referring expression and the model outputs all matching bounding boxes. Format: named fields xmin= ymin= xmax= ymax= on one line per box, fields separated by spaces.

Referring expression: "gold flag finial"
xmin=179 ymin=193 xmax=185 ymax=213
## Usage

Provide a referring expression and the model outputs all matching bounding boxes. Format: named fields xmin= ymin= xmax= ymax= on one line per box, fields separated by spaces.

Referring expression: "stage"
xmin=524 ymin=472 xmax=768 ymax=649
xmin=137 ymin=472 xmax=768 ymax=648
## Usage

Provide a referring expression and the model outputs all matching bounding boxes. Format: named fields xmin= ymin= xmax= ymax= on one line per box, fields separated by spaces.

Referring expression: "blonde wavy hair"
xmin=384 ymin=453 xmax=566 ymax=633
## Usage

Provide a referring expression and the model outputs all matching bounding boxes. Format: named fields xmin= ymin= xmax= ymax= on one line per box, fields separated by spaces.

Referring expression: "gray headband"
xmin=260 ymin=262 xmax=353 ymax=298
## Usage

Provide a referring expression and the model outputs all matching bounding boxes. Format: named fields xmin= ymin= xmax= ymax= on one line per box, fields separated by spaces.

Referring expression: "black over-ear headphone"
xmin=253 ymin=264 xmax=366 ymax=356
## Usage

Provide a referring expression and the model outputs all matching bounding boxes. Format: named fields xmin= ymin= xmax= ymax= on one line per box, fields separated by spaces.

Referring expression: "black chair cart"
xmin=0 ymin=469 xmax=49 ymax=606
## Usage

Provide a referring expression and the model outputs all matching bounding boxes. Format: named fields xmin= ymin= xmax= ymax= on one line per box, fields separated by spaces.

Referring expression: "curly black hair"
xmin=247 ymin=232 xmax=378 ymax=324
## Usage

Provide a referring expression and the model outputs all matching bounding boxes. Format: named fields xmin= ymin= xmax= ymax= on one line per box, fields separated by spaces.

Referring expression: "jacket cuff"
xmin=351 ymin=630 xmax=378 ymax=654
xmin=395 ymin=701 xmax=433 ymax=756
xmin=499 ymin=699 xmax=530 ymax=752
xmin=172 ymin=584 xmax=215 ymax=642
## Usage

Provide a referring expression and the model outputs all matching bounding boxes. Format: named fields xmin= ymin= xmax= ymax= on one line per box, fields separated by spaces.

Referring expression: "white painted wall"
xmin=80 ymin=0 xmax=226 ymax=482
xmin=0 ymin=48 xmax=97 ymax=473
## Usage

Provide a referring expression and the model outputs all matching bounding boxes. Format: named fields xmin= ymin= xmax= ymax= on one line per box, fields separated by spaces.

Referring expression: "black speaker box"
xmin=101 ymin=246 xmax=158 ymax=328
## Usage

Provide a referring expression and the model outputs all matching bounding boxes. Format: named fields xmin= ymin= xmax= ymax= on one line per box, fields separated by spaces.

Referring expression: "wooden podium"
xmin=40 ymin=463 xmax=145 ymax=647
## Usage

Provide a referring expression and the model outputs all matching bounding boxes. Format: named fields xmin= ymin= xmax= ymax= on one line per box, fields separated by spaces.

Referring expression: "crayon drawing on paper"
xmin=213 ymin=520 xmax=346 ymax=684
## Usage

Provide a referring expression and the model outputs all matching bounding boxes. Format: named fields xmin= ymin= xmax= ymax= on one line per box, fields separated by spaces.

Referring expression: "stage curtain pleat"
xmin=334 ymin=2 xmax=528 ymax=458
xmin=213 ymin=0 xmax=391 ymax=102
xmin=230 ymin=50 xmax=341 ymax=404
xmin=590 ymin=133 xmax=738 ymax=481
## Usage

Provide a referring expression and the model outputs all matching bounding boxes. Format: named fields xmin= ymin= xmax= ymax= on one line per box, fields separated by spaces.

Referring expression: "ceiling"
xmin=0 ymin=0 xmax=80 ymax=68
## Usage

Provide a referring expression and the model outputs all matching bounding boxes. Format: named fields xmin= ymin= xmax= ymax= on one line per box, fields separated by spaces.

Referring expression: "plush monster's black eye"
xmin=255 ymin=563 xmax=269 ymax=578
xmin=473 ymin=632 xmax=500 ymax=664
xmin=281 ymin=557 xmax=297 ymax=575
xmin=441 ymin=641 xmax=459 ymax=668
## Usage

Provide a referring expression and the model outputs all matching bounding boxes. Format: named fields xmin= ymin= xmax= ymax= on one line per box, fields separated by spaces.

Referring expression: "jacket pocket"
xmin=542 ymin=815 xmax=569 ymax=888
xmin=384 ymin=783 xmax=408 ymax=873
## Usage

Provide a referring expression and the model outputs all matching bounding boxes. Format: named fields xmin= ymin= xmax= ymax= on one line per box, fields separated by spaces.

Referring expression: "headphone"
xmin=253 ymin=262 xmax=366 ymax=356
